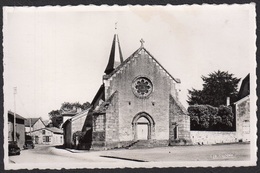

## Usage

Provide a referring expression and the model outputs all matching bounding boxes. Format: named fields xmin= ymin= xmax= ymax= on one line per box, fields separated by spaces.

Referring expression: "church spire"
xmin=104 ymin=24 xmax=124 ymax=75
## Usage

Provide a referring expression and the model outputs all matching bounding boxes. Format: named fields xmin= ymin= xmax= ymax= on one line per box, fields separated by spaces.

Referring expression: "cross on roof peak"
xmin=140 ymin=38 xmax=145 ymax=48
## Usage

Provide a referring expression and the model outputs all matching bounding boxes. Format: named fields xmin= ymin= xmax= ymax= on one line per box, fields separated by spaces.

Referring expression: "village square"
xmin=7 ymin=32 xmax=251 ymax=166
xmin=4 ymin=5 xmax=256 ymax=169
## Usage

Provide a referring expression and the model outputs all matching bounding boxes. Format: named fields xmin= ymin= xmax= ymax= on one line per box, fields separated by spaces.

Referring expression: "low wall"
xmin=190 ymin=131 xmax=237 ymax=145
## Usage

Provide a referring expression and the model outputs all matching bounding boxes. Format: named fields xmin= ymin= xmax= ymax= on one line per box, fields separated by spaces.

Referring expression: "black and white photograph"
xmin=3 ymin=4 xmax=257 ymax=169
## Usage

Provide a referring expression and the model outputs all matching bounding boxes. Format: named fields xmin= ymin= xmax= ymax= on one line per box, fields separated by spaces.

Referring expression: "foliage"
xmin=61 ymin=102 xmax=91 ymax=112
xmin=188 ymin=70 xmax=240 ymax=107
xmin=188 ymin=104 xmax=234 ymax=131
xmin=218 ymin=105 xmax=234 ymax=129
xmin=48 ymin=101 xmax=91 ymax=128
xmin=48 ymin=110 xmax=62 ymax=128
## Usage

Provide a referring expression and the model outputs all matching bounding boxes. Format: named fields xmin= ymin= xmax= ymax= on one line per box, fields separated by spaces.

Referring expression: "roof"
xmin=62 ymin=107 xmax=92 ymax=128
xmin=46 ymin=127 xmax=63 ymax=134
xmin=93 ymin=91 xmax=118 ymax=115
xmin=61 ymin=119 xmax=70 ymax=129
xmin=24 ymin=118 xmax=41 ymax=127
xmin=237 ymin=74 xmax=250 ymax=100
xmin=30 ymin=127 xmax=63 ymax=134
xmin=8 ymin=111 xmax=26 ymax=120
xmin=104 ymin=34 xmax=124 ymax=75
xmin=91 ymin=83 xmax=105 ymax=108
xmin=43 ymin=120 xmax=50 ymax=126
xmin=103 ymin=47 xmax=180 ymax=83
xmin=71 ymin=107 xmax=91 ymax=122
xmin=234 ymin=95 xmax=250 ymax=105
xmin=170 ymin=94 xmax=188 ymax=115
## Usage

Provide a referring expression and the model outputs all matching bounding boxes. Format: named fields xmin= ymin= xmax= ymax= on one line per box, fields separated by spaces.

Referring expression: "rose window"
xmin=132 ymin=77 xmax=153 ymax=98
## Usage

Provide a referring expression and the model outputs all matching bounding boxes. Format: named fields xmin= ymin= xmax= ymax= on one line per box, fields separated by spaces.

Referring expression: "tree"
xmin=60 ymin=102 xmax=91 ymax=112
xmin=49 ymin=101 xmax=91 ymax=128
xmin=188 ymin=70 xmax=240 ymax=107
xmin=48 ymin=110 xmax=62 ymax=128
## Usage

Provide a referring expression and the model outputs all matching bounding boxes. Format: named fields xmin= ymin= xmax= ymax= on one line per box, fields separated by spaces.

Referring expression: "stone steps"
xmin=128 ymin=140 xmax=155 ymax=149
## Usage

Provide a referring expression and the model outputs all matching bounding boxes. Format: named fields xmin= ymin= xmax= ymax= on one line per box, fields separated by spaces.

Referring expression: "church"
xmin=63 ymin=33 xmax=191 ymax=150
xmin=89 ymin=33 xmax=191 ymax=150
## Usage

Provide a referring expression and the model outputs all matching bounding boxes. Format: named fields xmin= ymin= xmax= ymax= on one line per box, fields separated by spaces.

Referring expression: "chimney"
xmin=76 ymin=107 xmax=82 ymax=113
xmin=226 ymin=97 xmax=230 ymax=106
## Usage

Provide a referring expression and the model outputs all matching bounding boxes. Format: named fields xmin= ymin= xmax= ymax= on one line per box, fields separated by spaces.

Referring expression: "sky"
xmin=3 ymin=5 xmax=256 ymax=120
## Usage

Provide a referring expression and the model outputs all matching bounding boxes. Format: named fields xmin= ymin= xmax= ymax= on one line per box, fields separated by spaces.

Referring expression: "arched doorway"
xmin=132 ymin=112 xmax=155 ymax=140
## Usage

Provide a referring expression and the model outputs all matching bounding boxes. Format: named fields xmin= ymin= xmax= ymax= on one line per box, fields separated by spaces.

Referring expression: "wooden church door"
xmin=137 ymin=124 xmax=148 ymax=140
xmin=136 ymin=117 xmax=149 ymax=140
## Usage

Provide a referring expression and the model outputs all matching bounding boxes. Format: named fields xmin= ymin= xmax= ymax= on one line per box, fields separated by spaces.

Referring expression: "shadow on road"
xmin=100 ymin=155 xmax=147 ymax=162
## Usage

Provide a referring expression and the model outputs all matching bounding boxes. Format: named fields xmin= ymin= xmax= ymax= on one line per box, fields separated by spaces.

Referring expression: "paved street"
xmin=8 ymin=144 xmax=127 ymax=164
xmin=8 ymin=145 xmax=88 ymax=164
xmin=8 ymin=143 xmax=250 ymax=165
xmin=101 ymin=143 xmax=251 ymax=162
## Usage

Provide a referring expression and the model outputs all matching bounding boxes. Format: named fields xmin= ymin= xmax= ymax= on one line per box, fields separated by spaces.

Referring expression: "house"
xmin=29 ymin=127 xmax=63 ymax=145
xmin=234 ymin=74 xmax=250 ymax=142
xmin=62 ymin=108 xmax=92 ymax=149
xmin=25 ymin=117 xmax=46 ymax=135
xmin=61 ymin=107 xmax=82 ymax=128
xmin=8 ymin=111 xmax=26 ymax=149
xmin=63 ymin=33 xmax=190 ymax=150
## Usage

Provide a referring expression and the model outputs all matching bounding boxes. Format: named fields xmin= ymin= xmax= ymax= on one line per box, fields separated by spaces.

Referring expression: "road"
xmin=101 ymin=143 xmax=251 ymax=162
xmin=8 ymin=144 xmax=129 ymax=164
xmin=8 ymin=145 xmax=88 ymax=164
xmin=7 ymin=143 xmax=251 ymax=169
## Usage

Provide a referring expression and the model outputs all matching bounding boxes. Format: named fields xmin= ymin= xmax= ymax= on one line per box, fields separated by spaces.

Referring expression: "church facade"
xmin=89 ymin=34 xmax=191 ymax=150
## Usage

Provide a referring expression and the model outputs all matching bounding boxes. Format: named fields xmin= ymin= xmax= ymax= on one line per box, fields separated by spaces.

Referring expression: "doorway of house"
xmin=35 ymin=136 xmax=39 ymax=144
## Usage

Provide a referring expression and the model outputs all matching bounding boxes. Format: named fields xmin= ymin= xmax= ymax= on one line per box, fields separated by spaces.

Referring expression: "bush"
xmin=188 ymin=104 xmax=234 ymax=131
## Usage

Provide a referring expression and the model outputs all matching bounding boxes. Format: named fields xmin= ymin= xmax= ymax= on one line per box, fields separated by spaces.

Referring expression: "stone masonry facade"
xmin=91 ymin=48 xmax=191 ymax=150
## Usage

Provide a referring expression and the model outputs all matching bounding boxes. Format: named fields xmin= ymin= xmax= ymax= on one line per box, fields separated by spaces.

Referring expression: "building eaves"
xmin=8 ymin=111 xmax=26 ymax=120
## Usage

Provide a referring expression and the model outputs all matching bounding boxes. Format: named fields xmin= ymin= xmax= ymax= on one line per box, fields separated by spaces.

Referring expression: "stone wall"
xmin=92 ymin=112 xmax=107 ymax=149
xmin=190 ymin=131 xmax=237 ymax=145
xmin=236 ymin=96 xmax=250 ymax=142
xmin=71 ymin=112 xmax=88 ymax=135
xmin=178 ymin=114 xmax=190 ymax=140
xmin=169 ymin=95 xmax=191 ymax=145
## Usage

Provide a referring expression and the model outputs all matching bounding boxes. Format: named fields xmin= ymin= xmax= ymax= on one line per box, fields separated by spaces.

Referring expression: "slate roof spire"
xmin=104 ymin=24 xmax=124 ymax=75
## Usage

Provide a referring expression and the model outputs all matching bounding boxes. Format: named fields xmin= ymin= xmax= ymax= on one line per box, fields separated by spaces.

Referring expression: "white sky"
xmin=3 ymin=5 xmax=256 ymax=120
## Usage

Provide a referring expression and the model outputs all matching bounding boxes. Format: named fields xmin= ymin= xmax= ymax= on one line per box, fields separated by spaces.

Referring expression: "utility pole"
xmin=29 ymin=118 xmax=31 ymax=136
xmin=13 ymin=87 xmax=17 ymax=142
